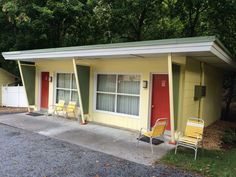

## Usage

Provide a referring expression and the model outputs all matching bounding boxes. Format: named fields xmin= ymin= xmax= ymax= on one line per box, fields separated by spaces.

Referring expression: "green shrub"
xmin=222 ymin=128 xmax=236 ymax=144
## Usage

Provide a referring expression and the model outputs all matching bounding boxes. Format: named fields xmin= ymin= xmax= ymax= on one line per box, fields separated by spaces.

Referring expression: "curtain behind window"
xmin=117 ymin=75 xmax=140 ymax=115
xmin=117 ymin=95 xmax=139 ymax=115
xmin=118 ymin=75 xmax=140 ymax=94
xmin=56 ymin=90 xmax=70 ymax=103
xmin=97 ymin=74 xmax=116 ymax=92
xmin=57 ymin=73 xmax=70 ymax=88
xmin=96 ymin=93 xmax=115 ymax=112
xmin=56 ymin=73 xmax=79 ymax=105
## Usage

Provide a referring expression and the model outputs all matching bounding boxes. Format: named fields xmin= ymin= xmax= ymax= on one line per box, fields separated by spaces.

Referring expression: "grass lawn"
xmin=159 ymin=148 xmax=236 ymax=177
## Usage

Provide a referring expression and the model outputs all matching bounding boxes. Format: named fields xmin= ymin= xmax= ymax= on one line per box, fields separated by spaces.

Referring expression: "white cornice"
xmin=2 ymin=40 xmax=235 ymax=69
xmin=211 ymin=43 xmax=236 ymax=68
xmin=2 ymin=42 xmax=213 ymax=60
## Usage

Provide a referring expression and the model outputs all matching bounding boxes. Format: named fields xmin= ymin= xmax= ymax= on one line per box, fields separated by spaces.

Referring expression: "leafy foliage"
xmin=222 ymin=128 xmax=236 ymax=145
xmin=0 ymin=0 xmax=235 ymax=75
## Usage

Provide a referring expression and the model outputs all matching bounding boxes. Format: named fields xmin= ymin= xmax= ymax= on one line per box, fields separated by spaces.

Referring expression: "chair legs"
xmin=65 ymin=112 xmax=68 ymax=119
xmin=136 ymin=129 xmax=142 ymax=147
xmin=162 ymin=135 xmax=166 ymax=143
xmin=137 ymin=135 xmax=154 ymax=153
xmin=175 ymin=142 xmax=178 ymax=154
xmin=150 ymin=137 xmax=153 ymax=154
xmin=53 ymin=109 xmax=63 ymax=118
xmin=138 ymin=136 xmax=171 ymax=153
xmin=72 ymin=111 xmax=77 ymax=119
xmin=194 ymin=147 xmax=198 ymax=160
xmin=202 ymin=138 xmax=204 ymax=149
xmin=175 ymin=142 xmax=198 ymax=160
xmin=55 ymin=111 xmax=59 ymax=118
xmin=64 ymin=111 xmax=77 ymax=119
xmin=52 ymin=109 xmax=78 ymax=120
xmin=52 ymin=110 xmax=57 ymax=117
xmin=137 ymin=133 xmax=142 ymax=147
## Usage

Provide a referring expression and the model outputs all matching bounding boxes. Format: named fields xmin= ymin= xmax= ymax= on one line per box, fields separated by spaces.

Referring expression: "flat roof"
xmin=2 ymin=36 xmax=236 ymax=69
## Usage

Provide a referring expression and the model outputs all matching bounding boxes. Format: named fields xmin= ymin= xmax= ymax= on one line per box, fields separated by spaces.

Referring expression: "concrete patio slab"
xmin=0 ymin=113 xmax=174 ymax=165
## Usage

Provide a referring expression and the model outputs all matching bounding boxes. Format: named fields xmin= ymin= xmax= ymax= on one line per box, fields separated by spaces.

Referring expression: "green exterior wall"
xmin=21 ymin=63 xmax=36 ymax=105
xmin=172 ymin=64 xmax=180 ymax=130
xmin=77 ymin=65 xmax=90 ymax=114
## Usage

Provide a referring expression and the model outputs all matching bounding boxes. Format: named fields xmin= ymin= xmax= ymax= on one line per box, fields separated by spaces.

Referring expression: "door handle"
xmin=151 ymin=105 xmax=154 ymax=108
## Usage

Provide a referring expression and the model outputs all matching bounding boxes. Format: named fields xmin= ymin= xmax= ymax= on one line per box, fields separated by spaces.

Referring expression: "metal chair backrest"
xmin=66 ymin=101 xmax=76 ymax=112
xmin=185 ymin=118 xmax=204 ymax=139
xmin=151 ymin=118 xmax=168 ymax=137
xmin=56 ymin=100 xmax=65 ymax=110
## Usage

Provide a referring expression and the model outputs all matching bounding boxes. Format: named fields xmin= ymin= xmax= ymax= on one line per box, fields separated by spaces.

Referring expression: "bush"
xmin=222 ymin=128 xmax=236 ymax=144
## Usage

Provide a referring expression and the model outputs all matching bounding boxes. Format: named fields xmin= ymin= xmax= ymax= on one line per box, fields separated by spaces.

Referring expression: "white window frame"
xmin=94 ymin=73 xmax=141 ymax=118
xmin=55 ymin=72 xmax=79 ymax=105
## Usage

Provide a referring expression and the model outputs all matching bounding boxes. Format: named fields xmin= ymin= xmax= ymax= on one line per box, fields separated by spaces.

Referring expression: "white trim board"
xmin=2 ymin=38 xmax=235 ymax=70
xmin=3 ymin=42 xmax=213 ymax=60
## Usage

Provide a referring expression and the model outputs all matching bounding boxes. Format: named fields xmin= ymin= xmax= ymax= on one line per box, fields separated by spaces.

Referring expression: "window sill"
xmin=94 ymin=109 xmax=140 ymax=119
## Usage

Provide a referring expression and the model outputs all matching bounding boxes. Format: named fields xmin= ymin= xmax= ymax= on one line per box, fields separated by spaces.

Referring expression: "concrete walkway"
xmin=0 ymin=113 xmax=174 ymax=165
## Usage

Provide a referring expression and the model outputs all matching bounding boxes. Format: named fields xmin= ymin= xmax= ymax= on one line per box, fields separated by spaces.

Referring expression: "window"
xmin=56 ymin=73 xmax=79 ymax=105
xmin=96 ymin=74 xmax=140 ymax=116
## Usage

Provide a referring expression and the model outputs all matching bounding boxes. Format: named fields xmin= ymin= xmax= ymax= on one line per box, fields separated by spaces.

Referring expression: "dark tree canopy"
xmin=0 ymin=0 xmax=235 ymax=72
xmin=0 ymin=0 xmax=235 ymax=57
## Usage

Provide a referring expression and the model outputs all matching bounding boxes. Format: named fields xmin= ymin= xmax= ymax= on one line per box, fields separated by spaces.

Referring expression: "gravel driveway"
xmin=0 ymin=124 xmax=200 ymax=177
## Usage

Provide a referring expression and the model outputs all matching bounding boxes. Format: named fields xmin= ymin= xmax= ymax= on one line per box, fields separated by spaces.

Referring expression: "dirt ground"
xmin=0 ymin=107 xmax=28 ymax=113
xmin=203 ymin=120 xmax=236 ymax=150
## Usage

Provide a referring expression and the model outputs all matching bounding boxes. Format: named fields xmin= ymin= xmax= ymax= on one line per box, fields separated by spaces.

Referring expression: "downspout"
xmin=198 ymin=62 xmax=205 ymax=118
xmin=168 ymin=53 xmax=175 ymax=143
xmin=17 ymin=60 xmax=30 ymax=112
xmin=72 ymin=58 xmax=85 ymax=124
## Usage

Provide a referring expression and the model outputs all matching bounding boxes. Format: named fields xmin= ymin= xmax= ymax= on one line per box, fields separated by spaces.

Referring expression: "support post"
xmin=168 ymin=54 xmax=175 ymax=144
xmin=72 ymin=58 xmax=85 ymax=124
xmin=17 ymin=60 xmax=30 ymax=112
xmin=199 ymin=62 xmax=205 ymax=118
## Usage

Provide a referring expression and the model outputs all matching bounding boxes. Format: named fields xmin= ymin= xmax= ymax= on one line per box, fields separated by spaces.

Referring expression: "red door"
xmin=41 ymin=72 xmax=49 ymax=109
xmin=151 ymin=74 xmax=171 ymax=130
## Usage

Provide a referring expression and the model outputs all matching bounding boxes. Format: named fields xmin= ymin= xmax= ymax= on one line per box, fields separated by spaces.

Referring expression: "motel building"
xmin=2 ymin=36 xmax=236 ymax=143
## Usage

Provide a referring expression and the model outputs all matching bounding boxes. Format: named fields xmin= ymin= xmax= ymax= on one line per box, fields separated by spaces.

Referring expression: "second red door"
xmin=151 ymin=74 xmax=171 ymax=130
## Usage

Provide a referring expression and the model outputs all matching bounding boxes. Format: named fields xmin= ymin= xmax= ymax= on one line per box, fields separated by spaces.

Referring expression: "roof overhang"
xmin=2 ymin=36 xmax=236 ymax=70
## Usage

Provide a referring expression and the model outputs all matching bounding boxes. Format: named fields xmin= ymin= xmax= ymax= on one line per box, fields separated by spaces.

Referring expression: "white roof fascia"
xmin=2 ymin=42 xmax=213 ymax=60
xmin=211 ymin=43 xmax=236 ymax=68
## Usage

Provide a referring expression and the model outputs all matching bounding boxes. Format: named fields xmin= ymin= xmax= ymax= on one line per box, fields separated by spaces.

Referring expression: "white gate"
xmin=2 ymin=85 xmax=28 ymax=107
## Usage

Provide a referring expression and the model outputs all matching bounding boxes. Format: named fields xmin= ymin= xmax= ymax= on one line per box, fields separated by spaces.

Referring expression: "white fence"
xmin=2 ymin=85 xmax=28 ymax=107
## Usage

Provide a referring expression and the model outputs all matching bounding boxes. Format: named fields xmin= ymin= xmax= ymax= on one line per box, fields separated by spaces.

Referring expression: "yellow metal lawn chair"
xmin=175 ymin=117 xmax=204 ymax=160
xmin=52 ymin=100 xmax=65 ymax=117
xmin=137 ymin=118 xmax=168 ymax=153
xmin=64 ymin=101 xmax=77 ymax=119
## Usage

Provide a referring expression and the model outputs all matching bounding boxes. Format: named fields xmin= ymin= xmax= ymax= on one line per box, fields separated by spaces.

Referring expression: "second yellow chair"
xmin=64 ymin=101 xmax=77 ymax=119
xmin=137 ymin=118 xmax=168 ymax=153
